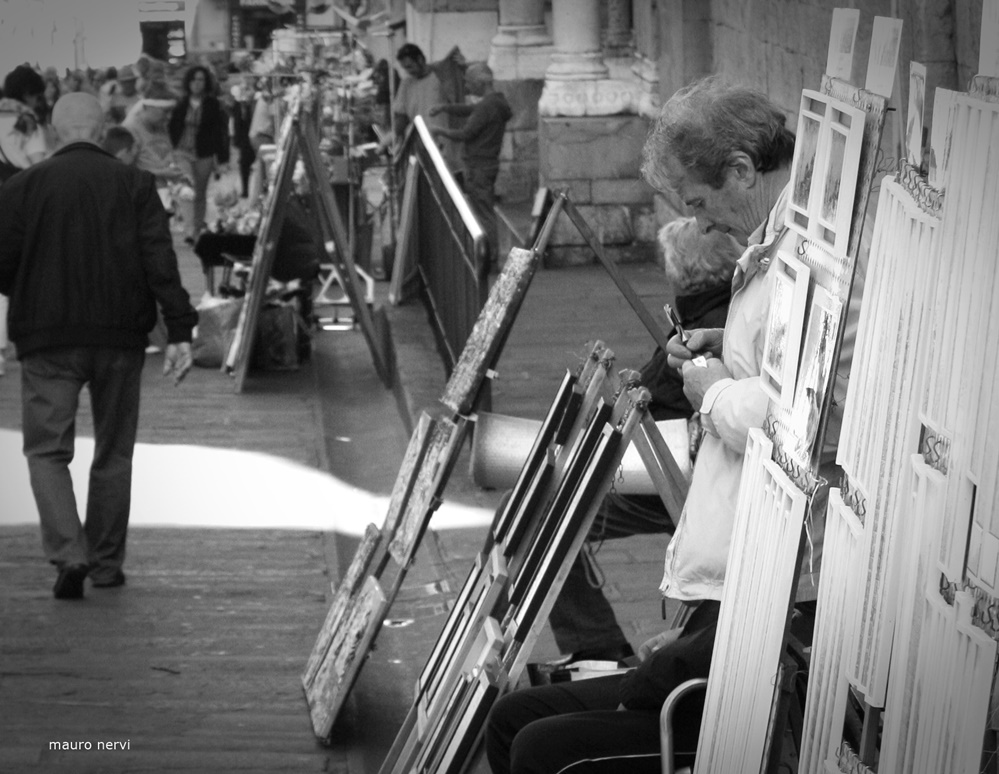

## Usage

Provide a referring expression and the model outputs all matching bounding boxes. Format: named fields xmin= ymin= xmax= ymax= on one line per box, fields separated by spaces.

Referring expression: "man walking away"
xmin=0 ymin=93 xmax=198 ymax=600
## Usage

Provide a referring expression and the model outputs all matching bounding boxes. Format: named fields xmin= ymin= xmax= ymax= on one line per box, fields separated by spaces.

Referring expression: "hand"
xmin=680 ymin=356 xmax=732 ymax=412
xmin=638 ymin=628 xmax=683 ymax=662
xmin=163 ymin=342 xmax=193 ymax=386
xmin=665 ymin=328 xmax=724 ymax=369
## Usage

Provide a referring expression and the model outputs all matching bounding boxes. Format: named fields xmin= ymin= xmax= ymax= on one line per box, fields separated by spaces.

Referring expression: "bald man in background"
xmin=0 ymin=93 xmax=198 ymax=600
xmin=431 ymin=63 xmax=512 ymax=266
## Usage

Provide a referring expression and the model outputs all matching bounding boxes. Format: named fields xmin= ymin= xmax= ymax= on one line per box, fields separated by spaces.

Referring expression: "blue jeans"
xmin=21 ymin=347 xmax=144 ymax=577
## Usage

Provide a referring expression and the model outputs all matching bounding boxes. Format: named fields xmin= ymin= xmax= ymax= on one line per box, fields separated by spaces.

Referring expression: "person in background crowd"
xmin=430 ymin=62 xmax=511 ymax=265
xmin=246 ymin=76 xmax=281 ymax=202
xmin=0 ymin=65 xmax=48 ymax=377
xmin=485 ymin=76 xmax=798 ymax=774
xmin=392 ymin=43 xmax=458 ymax=168
xmin=103 ymin=65 xmax=141 ymax=126
xmin=122 ymin=80 xmax=182 ymax=185
xmin=0 ymin=93 xmax=198 ymax=599
xmin=64 ymin=69 xmax=96 ymax=96
xmin=230 ymin=72 xmax=257 ymax=199
xmin=91 ymin=67 xmax=109 ymax=97
xmin=102 ymin=125 xmax=137 ymax=165
xmin=168 ymin=65 xmax=230 ymax=244
xmin=538 ymin=216 xmax=742 ymax=667
xmin=0 ymin=65 xmax=47 ymax=175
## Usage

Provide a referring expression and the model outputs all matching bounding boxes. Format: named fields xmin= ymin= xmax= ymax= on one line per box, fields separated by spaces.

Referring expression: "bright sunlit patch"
xmin=0 ymin=429 xmax=493 ymax=533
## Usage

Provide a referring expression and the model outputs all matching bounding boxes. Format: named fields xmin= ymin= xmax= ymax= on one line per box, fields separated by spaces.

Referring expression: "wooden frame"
xmin=761 ymin=247 xmax=810 ymax=408
xmin=380 ymin=412 xmax=434 ymax=545
xmin=387 ymin=416 xmax=467 ymax=568
xmin=505 ymin=400 xmax=614 ymax=609
xmin=440 ymin=246 xmax=541 ymax=416
xmin=224 ymin=103 xmax=300 ymax=391
xmin=510 ymin=423 xmax=623 ymax=639
xmin=417 ymin=548 xmax=508 ymax=726
xmin=787 ymin=284 xmax=842 ymax=466
xmin=306 ymin=575 xmax=389 ymax=740
xmin=786 ymin=90 xmax=866 ymax=257
xmin=694 ymin=429 xmax=808 ymax=774
xmin=301 ymin=523 xmax=382 ymax=692
xmin=491 ymin=369 xmax=577 ymax=546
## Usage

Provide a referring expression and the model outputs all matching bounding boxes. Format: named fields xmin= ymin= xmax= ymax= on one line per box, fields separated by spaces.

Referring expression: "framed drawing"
xmin=388 ymin=416 xmax=467 ymax=568
xmin=440 ymin=246 xmax=541 ymax=416
xmin=906 ymin=62 xmax=927 ymax=168
xmin=381 ymin=412 xmax=433 ymax=543
xmin=301 ymin=522 xmax=382 ymax=691
xmin=491 ymin=369 xmax=577 ymax=546
xmin=306 ymin=575 xmax=390 ymax=740
xmin=786 ymin=90 xmax=866 ymax=256
xmin=511 ymin=424 xmax=623 ymax=638
xmin=506 ymin=400 xmax=614 ymax=607
xmin=788 ymin=285 xmax=843 ymax=464
xmin=825 ymin=7 xmax=860 ymax=82
xmin=761 ymin=248 xmax=810 ymax=408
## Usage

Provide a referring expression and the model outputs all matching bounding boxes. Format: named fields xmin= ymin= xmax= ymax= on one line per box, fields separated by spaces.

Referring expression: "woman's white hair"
xmin=659 ymin=216 xmax=743 ymax=294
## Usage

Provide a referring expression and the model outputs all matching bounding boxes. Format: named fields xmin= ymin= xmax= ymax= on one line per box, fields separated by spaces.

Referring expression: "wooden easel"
xmin=224 ymin=102 xmax=300 ymax=392
xmin=301 ymin=203 xmax=563 ymax=743
xmin=379 ymin=351 xmax=652 ymax=774
xmin=224 ymin=92 xmax=392 ymax=391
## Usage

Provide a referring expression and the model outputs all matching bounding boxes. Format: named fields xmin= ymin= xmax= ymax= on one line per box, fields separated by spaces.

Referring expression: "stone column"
xmin=489 ymin=0 xmax=553 ymax=81
xmin=545 ymin=0 xmax=608 ymax=82
xmin=603 ymin=0 xmax=633 ymax=58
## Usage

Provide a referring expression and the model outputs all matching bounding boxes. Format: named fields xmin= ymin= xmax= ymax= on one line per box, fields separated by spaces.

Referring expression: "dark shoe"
xmin=53 ymin=564 xmax=89 ymax=600
xmin=91 ymin=570 xmax=126 ymax=588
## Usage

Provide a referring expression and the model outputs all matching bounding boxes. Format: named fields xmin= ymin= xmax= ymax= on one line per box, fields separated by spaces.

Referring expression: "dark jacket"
xmin=167 ymin=94 xmax=230 ymax=163
xmin=640 ymin=282 xmax=733 ymax=420
xmin=0 ymin=142 xmax=198 ymax=357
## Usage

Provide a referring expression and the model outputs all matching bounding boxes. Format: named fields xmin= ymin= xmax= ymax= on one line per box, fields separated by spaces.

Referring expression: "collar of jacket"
xmin=53 ymin=141 xmax=115 ymax=159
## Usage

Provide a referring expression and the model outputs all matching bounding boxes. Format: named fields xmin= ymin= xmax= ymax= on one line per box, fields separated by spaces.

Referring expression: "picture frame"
xmin=825 ymin=8 xmax=860 ymax=82
xmin=301 ymin=522 xmax=382 ymax=691
xmin=491 ymin=369 xmax=577 ymax=547
xmin=512 ymin=423 xmax=623 ymax=638
xmin=906 ymin=62 xmax=928 ymax=168
xmin=788 ymin=285 xmax=842 ymax=463
xmin=388 ymin=416 xmax=467 ymax=568
xmin=761 ymin=248 xmax=811 ymax=408
xmin=306 ymin=575 xmax=390 ymax=740
xmin=786 ymin=90 xmax=866 ymax=256
xmin=440 ymin=246 xmax=541 ymax=416
xmin=380 ymin=412 xmax=434 ymax=543
xmin=864 ymin=16 xmax=904 ymax=99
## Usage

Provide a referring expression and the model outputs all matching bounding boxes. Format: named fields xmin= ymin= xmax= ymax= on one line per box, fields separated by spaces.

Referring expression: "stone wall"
xmin=539 ymin=115 xmax=658 ymax=266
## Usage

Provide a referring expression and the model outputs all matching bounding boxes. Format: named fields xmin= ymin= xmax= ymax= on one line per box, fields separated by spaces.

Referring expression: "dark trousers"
xmin=238 ymin=143 xmax=256 ymax=197
xmin=548 ymin=492 xmax=674 ymax=655
xmin=486 ymin=601 xmax=718 ymax=774
xmin=20 ymin=347 xmax=144 ymax=578
xmin=463 ymin=162 xmax=499 ymax=265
